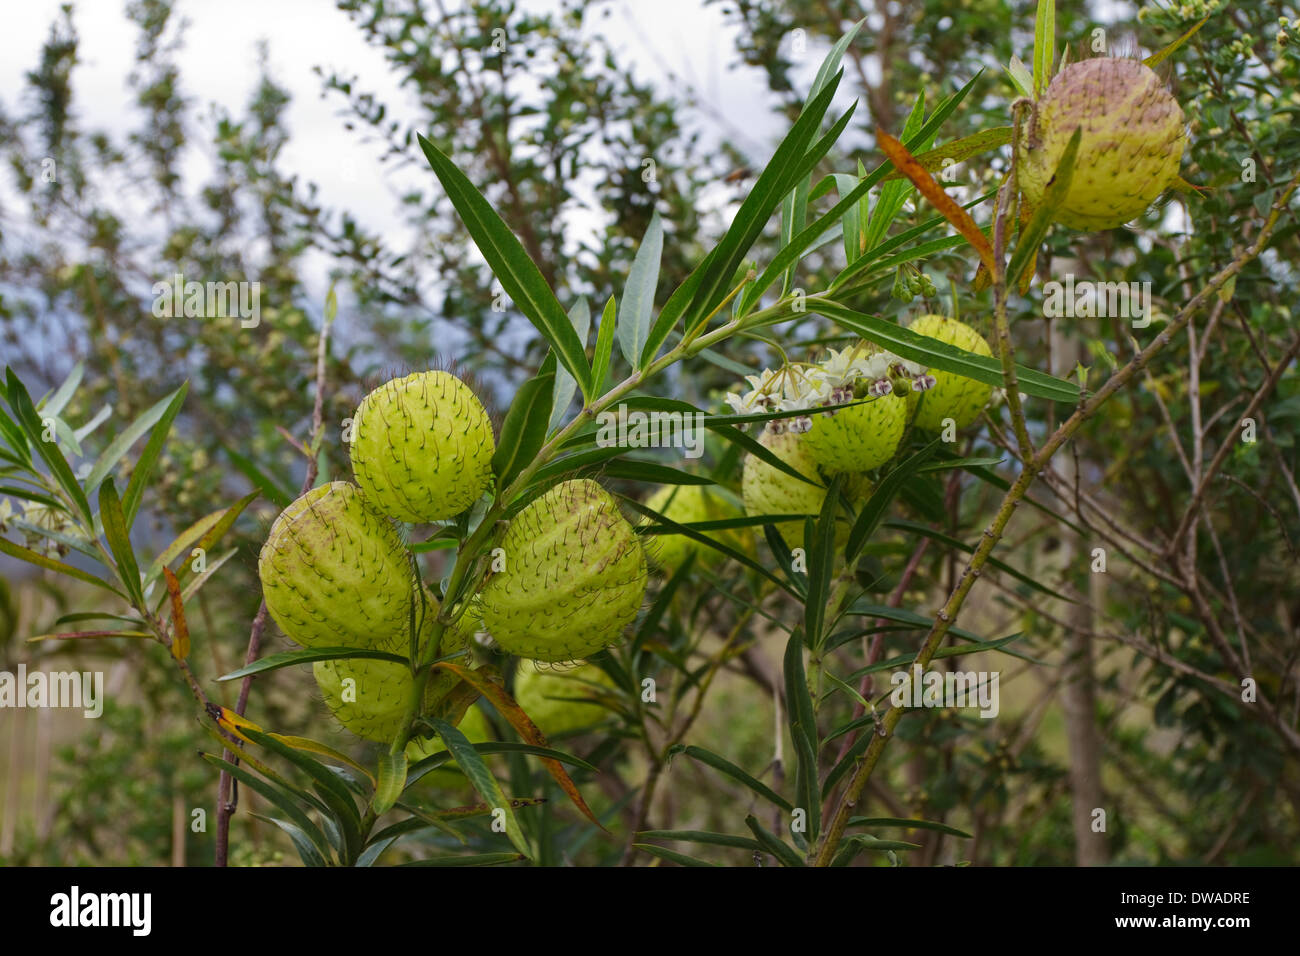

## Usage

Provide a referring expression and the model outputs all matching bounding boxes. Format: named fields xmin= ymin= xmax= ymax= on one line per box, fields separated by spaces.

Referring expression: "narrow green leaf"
xmin=37 ymin=361 xmax=84 ymax=419
xmin=846 ymin=817 xmax=974 ymax=838
xmin=215 ymin=646 xmax=411 ymax=682
xmin=251 ymin=813 xmax=329 ymax=868
xmin=668 ymin=744 xmax=792 ymax=812
xmin=98 ymin=479 xmax=144 ymax=606
xmin=550 ymin=298 xmax=590 ymax=432
xmin=83 ymin=387 xmax=183 ymax=495
xmin=1144 ymin=14 xmax=1211 ymax=68
xmin=638 ymin=829 xmax=764 ymax=852
xmin=430 ymin=718 xmax=532 ymax=859
xmin=590 ymin=295 xmax=617 ymax=399
xmin=1007 ymin=127 xmax=1081 ymax=288
xmin=745 ymin=815 xmax=805 ymax=867
xmin=373 ymin=751 xmax=407 ymax=816
xmin=5 ymin=368 xmax=92 ymax=523
xmin=815 ymin=301 xmax=1079 ymax=403
xmin=1033 ymin=0 xmax=1056 ymax=97
xmin=417 ymin=133 xmax=589 ymax=394
xmin=632 ymin=844 xmax=719 ymax=867
xmin=803 ymin=474 xmax=841 ymax=650
xmin=618 ymin=211 xmax=663 ymax=370
xmin=203 ymin=755 xmax=332 ymax=864
xmin=1005 ymin=55 xmax=1034 ymax=97
xmin=122 ymin=381 xmax=188 ymax=528
xmin=493 ymin=368 xmax=555 ymax=489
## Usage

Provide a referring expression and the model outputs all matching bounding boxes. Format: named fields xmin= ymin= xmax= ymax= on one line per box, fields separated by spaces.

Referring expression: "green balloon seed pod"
xmin=477 ymin=478 xmax=647 ymax=663
xmin=350 ymin=370 xmax=496 ymax=523
xmin=1016 ymin=58 xmax=1187 ymax=232
xmin=313 ymin=607 xmax=476 ymax=743
xmin=513 ymin=660 xmax=616 ymax=738
xmin=741 ymin=428 xmax=872 ymax=550
xmin=258 ymin=481 xmax=418 ymax=651
xmin=907 ymin=315 xmax=995 ymax=432
xmin=802 ymin=390 xmax=907 ymax=473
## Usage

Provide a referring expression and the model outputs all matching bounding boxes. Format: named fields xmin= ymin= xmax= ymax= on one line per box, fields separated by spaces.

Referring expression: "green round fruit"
xmin=313 ymin=608 xmax=476 ymax=743
xmin=259 ymin=481 xmax=416 ymax=651
xmin=741 ymin=429 xmax=872 ymax=548
xmin=313 ymin=657 xmax=422 ymax=742
xmin=642 ymin=484 xmax=750 ymax=571
xmin=1017 ymin=58 xmax=1186 ymax=231
xmin=513 ymin=660 xmax=615 ymax=737
xmin=478 ymin=479 xmax=647 ymax=662
xmin=350 ymin=371 xmax=495 ymax=523
xmin=802 ymin=390 xmax=907 ymax=473
xmin=907 ymin=316 xmax=994 ymax=432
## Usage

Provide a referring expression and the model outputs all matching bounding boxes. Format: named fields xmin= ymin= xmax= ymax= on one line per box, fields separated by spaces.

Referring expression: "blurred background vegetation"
xmin=1 ymin=0 xmax=1298 ymax=865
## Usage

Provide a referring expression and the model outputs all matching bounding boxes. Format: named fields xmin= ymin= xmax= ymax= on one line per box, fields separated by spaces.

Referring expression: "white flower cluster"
xmin=725 ymin=345 xmax=933 ymax=434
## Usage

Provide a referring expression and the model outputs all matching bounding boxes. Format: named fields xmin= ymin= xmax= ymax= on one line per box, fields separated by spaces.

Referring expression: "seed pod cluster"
xmin=258 ymin=370 xmax=503 ymax=744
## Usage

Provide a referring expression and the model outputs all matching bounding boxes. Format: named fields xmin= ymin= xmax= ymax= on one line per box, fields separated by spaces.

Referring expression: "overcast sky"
xmin=0 ymin=0 xmax=800 ymax=267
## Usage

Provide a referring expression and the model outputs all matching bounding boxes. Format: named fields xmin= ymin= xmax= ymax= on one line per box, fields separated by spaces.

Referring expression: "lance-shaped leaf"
xmin=493 ymin=365 xmax=555 ymax=489
xmin=122 ymin=381 xmax=188 ymax=528
xmin=618 ymin=211 xmax=663 ymax=370
xmin=5 ymin=368 xmax=92 ymax=523
xmin=550 ymin=299 xmax=590 ymax=432
xmin=417 ymin=133 xmax=590 ymax=394
xmin=640 ymin=73 xmax=845 ymax=365
xmin=429 ymin=718 xmax=531 ymax=858
xmin=98 ymin=479 xmax=144 ymax=607
xmin=0 ymin=536 xmax=121 ymax=596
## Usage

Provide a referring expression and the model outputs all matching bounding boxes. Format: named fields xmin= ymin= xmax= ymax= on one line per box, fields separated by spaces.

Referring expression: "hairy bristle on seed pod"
xmin=641 ymin=484 xmax=750 ymax=572
xmin=513 ymin=660 xmax=616 ymax=738
xmin=258 ymin=481 xmax=419 ymax=651
xmin=907 ymin=316 xmax=995 ymax=432
xmin=350 ymin=370 xmax=495 ymax=523
xmin=1017 ymin=57 xmax=1187 ymax=231
xmin=477 ymin=478 xmax=647 ymax=662
xmin=741 ymin=428 xmax=873 ymax=549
